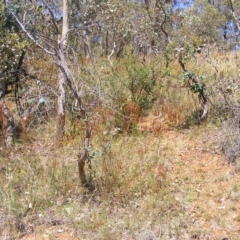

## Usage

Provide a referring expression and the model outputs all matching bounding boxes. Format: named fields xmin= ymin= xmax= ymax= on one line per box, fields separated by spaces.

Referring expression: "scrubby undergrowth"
xmin=1 ymin=50 xmax=240 ymax=239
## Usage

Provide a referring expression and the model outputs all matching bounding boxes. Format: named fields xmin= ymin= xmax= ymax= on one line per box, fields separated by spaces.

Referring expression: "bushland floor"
xmin=1 ymin=121 xmax=240 ymax=240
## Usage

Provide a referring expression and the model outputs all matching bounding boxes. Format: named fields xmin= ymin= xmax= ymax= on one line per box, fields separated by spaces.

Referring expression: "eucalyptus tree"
xmin=6 ymin=0 xmax=95 ymax=185
xmin=7 ymin=0 xmax=89 ymax=146
xmin=185 ymin=0 xmax=226 ymax=44
xmin=68 ymin=0 xmax=174 ymax=60
xmin=189 ymin=0 xmax=240 ymax=48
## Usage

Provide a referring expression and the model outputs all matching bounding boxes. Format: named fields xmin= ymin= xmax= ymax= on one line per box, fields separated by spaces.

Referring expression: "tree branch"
xmin=156 ymin=1 xmax=172 ymax=44
xmin=7 ymin=7 xmax=55 ymax=56
xmin=41 ymin=0 xmax=60 ymax=35
xmin=176 ymin=48 xmax=208 ymax=121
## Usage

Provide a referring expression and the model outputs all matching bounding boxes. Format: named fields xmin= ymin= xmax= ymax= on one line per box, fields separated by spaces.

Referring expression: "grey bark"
xmin=55 ymin=0 xmax=69 ymax=146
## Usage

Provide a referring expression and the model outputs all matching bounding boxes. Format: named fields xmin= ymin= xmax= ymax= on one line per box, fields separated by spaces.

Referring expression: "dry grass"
xmin=1 ymin=118 xmax=240 ymax=239
xmin=1 ymin=50 xmax=240 ymax=239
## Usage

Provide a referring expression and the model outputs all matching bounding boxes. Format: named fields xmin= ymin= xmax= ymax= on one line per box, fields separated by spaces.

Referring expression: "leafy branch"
xmin=176 ymin=47 xmax=208 ymax=121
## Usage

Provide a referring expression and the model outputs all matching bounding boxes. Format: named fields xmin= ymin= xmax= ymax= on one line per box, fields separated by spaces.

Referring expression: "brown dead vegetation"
xmin=138 ymin=115 xmax=169 ymax=133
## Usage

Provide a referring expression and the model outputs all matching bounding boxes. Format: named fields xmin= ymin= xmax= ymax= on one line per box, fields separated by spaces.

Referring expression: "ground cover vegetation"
xmin=0 ymin=0 xmax=240 ymax=239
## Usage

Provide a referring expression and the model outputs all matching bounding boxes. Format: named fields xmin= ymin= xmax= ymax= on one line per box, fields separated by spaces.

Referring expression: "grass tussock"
xmin=0 ymin=119 xmax=174 ymax=239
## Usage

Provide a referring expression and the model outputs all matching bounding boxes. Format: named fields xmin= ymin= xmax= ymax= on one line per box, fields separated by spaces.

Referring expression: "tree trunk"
xmin=105 ymin=31 xmax=109 ymax=56
xmin=15 ymin=49 xmax=26 ymax=118
xmin=0 ymin=78 xmax=14 ymax=148
xmin=0 ymin=99 xmax=14 ymax=148
xmin=56 ymin=66 xmax=66 ymax=146
xmin=55 ymin=0 xmax=69 ymax=146
xmin=83 ymin=27 xmax=92 ymax=60
xmin=78 ymin=125 xmax=91 ymax=187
